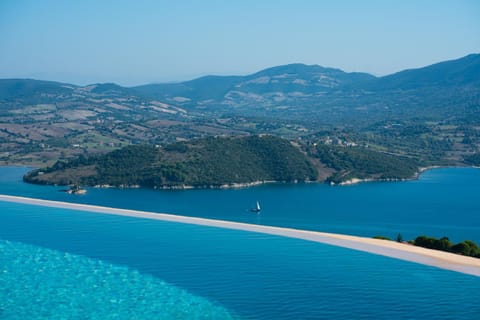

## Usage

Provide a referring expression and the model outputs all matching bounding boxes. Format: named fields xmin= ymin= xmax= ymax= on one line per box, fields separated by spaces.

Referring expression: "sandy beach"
xmin=1 ymin=194 xmax=479 ymax=277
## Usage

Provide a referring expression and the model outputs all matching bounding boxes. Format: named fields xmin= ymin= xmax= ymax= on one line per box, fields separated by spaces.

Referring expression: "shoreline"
xmin=334 ymin=165 xmax=477 ymax=186
xmin=1 ymin=194 xmax=479 ymax=277
xmin=10 ymin=164 xmax=480 ymax=189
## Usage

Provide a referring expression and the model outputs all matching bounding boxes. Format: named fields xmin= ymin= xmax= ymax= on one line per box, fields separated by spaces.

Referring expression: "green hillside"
xmin=310 ymin=144 xmax=420 ymax=184
xmin=24 ymin=135 xmax=318 ymax=188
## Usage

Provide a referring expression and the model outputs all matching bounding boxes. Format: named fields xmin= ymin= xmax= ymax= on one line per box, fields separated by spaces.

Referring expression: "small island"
xmin=65 ymin=184 xmax=87 ymax=195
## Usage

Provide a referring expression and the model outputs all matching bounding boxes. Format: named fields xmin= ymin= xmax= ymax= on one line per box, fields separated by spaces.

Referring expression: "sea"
xmin=1 ymin=166 xmax=479 ymax=319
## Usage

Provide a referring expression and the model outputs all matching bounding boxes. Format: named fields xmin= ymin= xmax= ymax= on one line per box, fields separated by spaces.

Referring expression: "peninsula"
xmin=23 ymin=135 xmax=318 ymax=188
xmin=22 ymin=135 xmax=420 ymax=189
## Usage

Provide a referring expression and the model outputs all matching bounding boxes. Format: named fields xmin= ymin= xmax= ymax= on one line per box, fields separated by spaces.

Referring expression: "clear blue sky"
xmin=0 ymin=0 xmax=479 ymax=86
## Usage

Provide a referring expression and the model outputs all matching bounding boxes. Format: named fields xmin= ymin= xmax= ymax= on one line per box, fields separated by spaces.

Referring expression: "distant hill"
xmin=2 ymin=54 xmax=478 ymax=106
xmin=1 ymin=54 xmax=479 ymax=170
xmin=24 ymin=135 xmax=318 ymax=188
xmin=377 ymin=54 xmax=480 ymax=89
xmin=0 ymin=79 xmax=75 ymax=101
xmin=134 ymin=76 xmax=244 ymax=102
xmin=2 ymin=54 xmax=478 ymax=119
xmin=132 ymin=63 xmax=377 ymax=109
xmin=131 ymin=54 xmax=480 ymax=124
xmin=247 ymin=63 xmax=375 ymax=87
xmin=88 ymin=83 xmax=135 ymax=96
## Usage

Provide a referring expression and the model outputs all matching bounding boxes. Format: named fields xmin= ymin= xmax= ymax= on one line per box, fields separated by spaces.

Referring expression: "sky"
xmin=0 ymin=0 xmax=479 ymax=86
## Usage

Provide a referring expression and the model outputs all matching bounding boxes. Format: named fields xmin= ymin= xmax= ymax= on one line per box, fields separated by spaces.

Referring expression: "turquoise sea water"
xmin=0 ymin=239 xmax=235 ymax=320
xmin=1 ymin=167 xmax=480 ymax=319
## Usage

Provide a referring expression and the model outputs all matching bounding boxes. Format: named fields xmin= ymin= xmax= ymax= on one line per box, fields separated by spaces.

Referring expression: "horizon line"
xmin=1 ymin=52 xmax=477 ymax=88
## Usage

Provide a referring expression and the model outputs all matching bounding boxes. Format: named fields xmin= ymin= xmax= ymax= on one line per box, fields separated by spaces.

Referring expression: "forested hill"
xmin=24 ymin=135 xmax=318 ymax=188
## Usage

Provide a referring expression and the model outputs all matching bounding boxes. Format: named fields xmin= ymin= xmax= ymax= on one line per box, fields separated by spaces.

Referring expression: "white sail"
xmin=249 ymin=201 xmax=261 ymax=213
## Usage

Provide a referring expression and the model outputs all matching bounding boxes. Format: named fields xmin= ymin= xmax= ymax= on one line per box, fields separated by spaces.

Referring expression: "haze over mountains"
xmin=0 ymin=54 xmax=479 ymax=167
xmin=3 ymin=54 xmax=479 ymax=120
xmin=131 ymin=55 xmax=476 ymax=127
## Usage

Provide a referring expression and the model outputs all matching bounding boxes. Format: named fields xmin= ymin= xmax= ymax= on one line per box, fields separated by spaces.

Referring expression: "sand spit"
xmin=1 ymin=194 xmax=479 ymax=277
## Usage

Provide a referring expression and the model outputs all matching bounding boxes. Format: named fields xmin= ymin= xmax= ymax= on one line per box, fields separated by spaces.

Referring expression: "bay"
xmin=1 ymin=166 xmax=479 ymax=243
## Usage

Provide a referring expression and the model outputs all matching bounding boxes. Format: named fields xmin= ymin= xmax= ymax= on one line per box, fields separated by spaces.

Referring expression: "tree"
xmin=438 ymin=237 xmax=452 ymax=251
xmin=396 ymin=233 xmax=403 ymax=243
xmin=451 ymin=240 xmax=480 ymax=257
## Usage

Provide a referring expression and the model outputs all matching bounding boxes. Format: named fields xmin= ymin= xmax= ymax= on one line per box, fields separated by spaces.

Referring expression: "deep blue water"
xmin=1 ymin=166 xmax=479 ymax=243
xmin=1 ymin=167 xmax=480 ymax=319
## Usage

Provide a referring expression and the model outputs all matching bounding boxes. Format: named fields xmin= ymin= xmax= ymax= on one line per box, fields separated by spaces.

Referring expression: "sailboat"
xmin=250 ymin=201 xmax=261 ymax=213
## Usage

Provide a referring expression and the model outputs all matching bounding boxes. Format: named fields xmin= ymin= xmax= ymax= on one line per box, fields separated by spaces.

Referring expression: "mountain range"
xmin=0 ymin=54 xmax=479 ymax=166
